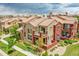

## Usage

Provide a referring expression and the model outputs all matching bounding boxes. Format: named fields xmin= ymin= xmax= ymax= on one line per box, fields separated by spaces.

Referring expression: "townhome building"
xmin=17 ymin=16 xmax=62 ymax=49
xmin=0 ymin=18 xmax=18 ymax=34
xmin=17 ymin=15 xmax=78 ymax=49
xmin=55 ymin=16 xmax=78 ymax=39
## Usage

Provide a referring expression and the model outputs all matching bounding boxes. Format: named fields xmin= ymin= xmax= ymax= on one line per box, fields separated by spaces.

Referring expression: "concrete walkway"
xmin=48 ymin=41 xmax=79 ymax=56
xmin=0 ymin=34 xmax=36 ymax=56
xmin=0 ymin=34 xmax=12 ymax=39
xmin=13 ymin=46 xmax=35 ymax=56
xmin=48 ymin=46 xmax=67 ymax=56
xmin=0 ymin=49 xmax=8 ymax=56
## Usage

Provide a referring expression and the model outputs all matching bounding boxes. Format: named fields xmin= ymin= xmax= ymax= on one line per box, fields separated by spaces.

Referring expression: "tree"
xmin=10 ymin=25 xmax=20 ymax=41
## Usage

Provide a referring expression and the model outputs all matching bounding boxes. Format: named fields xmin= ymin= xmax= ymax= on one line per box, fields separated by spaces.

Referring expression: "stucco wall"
xmin=55 ymin=23 xmax=62 ymax=40
xmin=47 ymin=23 xmax=54 ymax=45
xmin=71 ymin=22 xmax=78 ymax=37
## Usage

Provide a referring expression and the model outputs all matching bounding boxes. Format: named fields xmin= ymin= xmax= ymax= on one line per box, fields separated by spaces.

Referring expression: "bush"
xmin=59 ymin=40 xmax=66 ymax=46
xmin=64 ymin=40 xmax=77 ymax=44
xmin=76 ymin=33 xmax=79 ymax=38
xmin=8 ymin=49 xmax=14 ymax=54
xmin=49 ymin=54 xmax=53 ymax=56
xmin=54 ymin=53 xmax=59 ymax=56
xmin=42 ymin=51 xmax=48 ymax=56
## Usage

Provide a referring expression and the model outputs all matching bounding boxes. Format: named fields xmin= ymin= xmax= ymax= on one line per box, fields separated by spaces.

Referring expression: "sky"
xmin=0 ymin=3 xmax=79 ymax=15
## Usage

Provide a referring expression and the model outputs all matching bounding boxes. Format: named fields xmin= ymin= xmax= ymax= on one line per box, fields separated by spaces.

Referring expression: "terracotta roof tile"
xmin=39 ymin=19 xmax=57 ymax=27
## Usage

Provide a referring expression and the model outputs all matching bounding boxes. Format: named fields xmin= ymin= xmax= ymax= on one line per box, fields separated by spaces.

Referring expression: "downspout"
xmin=53 ymin=25 xmax=56 ymax=42
xmin=32 ymin=31 xmax=35 ymax=44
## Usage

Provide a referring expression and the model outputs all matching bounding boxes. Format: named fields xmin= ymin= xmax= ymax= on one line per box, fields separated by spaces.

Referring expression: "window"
xmin=19 ymin=23 xmax=22 ymax=27
xmin=41 ymin=27 xmax=45 ymax=34
xmin=28 ymin=34 xmax=32 ymax=40
xmin=27 ymin=28 xmax=32 ymax=33
xmin=8 ymin=22 xmax=11 ymax=25
xmin=43 ymin=37 xmax=47 ymax=44
xmin=28 ymin=29 xmax=30 ymax=33
xmin=63 ymin=24 xmax=70 ymax=29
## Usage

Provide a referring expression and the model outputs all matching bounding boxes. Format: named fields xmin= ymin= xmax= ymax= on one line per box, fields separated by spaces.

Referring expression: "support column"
xmin=70 ymin=24 xmax=73 ymax=38
xmin=20 ymin=30 xmax=24 ymax=40
xmin=38 ymin=32 xmax=43 ymax=47
xmin=46 ymin=31 xmax=47 ymax=45
xmin=32 ymin=31 xmax=35 ymax=44
xmin=53 ymin=25 xmax=56 ymax=42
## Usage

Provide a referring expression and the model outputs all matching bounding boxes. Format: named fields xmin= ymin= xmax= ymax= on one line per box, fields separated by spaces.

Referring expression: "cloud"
xmin=0 ymin=5 xmax=16 ymax=15
xmin=66 ymin=3 xmax=79 ymax=7
xmin=0 ymin=3 xmax=79 ymax=15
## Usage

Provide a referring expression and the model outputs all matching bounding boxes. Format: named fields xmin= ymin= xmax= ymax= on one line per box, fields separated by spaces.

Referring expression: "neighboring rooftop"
xmin=52 ymin=16 xmax=78 ymax=24
xmin=18 ymin=16 xmax=36 ymax=24
xmin=57 ymin=16 xmax=77 ymax=21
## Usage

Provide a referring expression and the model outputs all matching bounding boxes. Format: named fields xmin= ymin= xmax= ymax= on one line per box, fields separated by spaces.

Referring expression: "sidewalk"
xmin=0 ymin=34 xmax=12 ymax=39
xmin=13 ymin=46 xmax=36 ymax=56
xmin=0 ymin=49 xmax=8 ymax=56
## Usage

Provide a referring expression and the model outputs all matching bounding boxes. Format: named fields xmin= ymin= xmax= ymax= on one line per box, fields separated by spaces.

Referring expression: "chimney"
xmin=65 ymin=12 xmax=68 ymax=16
xmin=47 ymin=12 xmax=52 ymax=19
xmin=49 ymin=12 xmax=52 ymax=17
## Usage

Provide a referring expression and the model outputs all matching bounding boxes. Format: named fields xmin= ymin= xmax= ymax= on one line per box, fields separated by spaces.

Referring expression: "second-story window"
xmin=63 ymin=24 xmax=70 ymax=29
xmin=41 ymin=27 xmax=45 ymax=34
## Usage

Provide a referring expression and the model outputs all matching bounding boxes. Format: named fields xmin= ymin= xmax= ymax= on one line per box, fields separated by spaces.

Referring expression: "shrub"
xmin=49 ymin=54 xmax=53 ymax=56
xmin=54 ymin=53 xmax=59 ymax=56
xmin=59 ymin=40 xmax=66 ymax=46
xmin=8 ymin=49 xmax=14 ymax=54
xmin=64 ymin=40 xmax=77 ymax=44
xmin=42 ymin=51 xmax=48 ymax=56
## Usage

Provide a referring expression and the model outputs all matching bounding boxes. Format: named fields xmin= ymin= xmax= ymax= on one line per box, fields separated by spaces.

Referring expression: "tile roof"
xmin=3 ymin=23 xmax=13 ymax=29
xmin=0 ymin=19 xmax=10 ymax=23
xmin=8 ymin=18 xmax=17 ymax=23
xmin=52 ymin=16 xmax=78 ymax=24
xmin=1 ymin=18 xmax=18 ymax=29
xmin=39 ymin=18 xmax=57 ymax=27
xmin=58 ymin=16 xmax=77 ymax=21
xmin=29 ymin=17 xmax=45 ymax=27
xmin=18 ymin=16 xmax=36 ymax=24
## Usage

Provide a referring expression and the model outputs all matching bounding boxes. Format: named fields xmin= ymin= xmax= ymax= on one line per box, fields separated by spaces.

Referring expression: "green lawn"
xmin=0 ymin=42 xmax=8 ymax=53
xmin=9 ymin=50 xmax=26 ymax=56
xmin=4 ymin=36 xmax=16 ymax=42
xmin=0 ymin=42 xmax=26 ymax=56
xmin=16 ymin=41 xmax=37 ymax=54
xmin=63 ymin=44 xmax=79 ymax=56
xmin=0 ymin=31 xmax=4 ymax=36
xmin=4 ymin=36 xmax=42 ymax=55
xmin=15 ymin=41 xmax=42 ymax=55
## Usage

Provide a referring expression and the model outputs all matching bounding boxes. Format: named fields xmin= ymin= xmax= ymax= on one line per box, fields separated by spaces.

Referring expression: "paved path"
xmin=0 ymin=49 xmax=8 ymax=56
xmin=48 ymin=41 xmax=79 ymax=56
xmin=48 ymin=44 xmax=67 ymax=56
xmin=0 ymin=34 xmax=12 ymax=39
xmin=0 ymin=34 xmax=36 ymax=56
xmin=13 ymin=46 xmax=35 ymax=56
xmin=49 ymin=46 xmax=67 ymax=56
